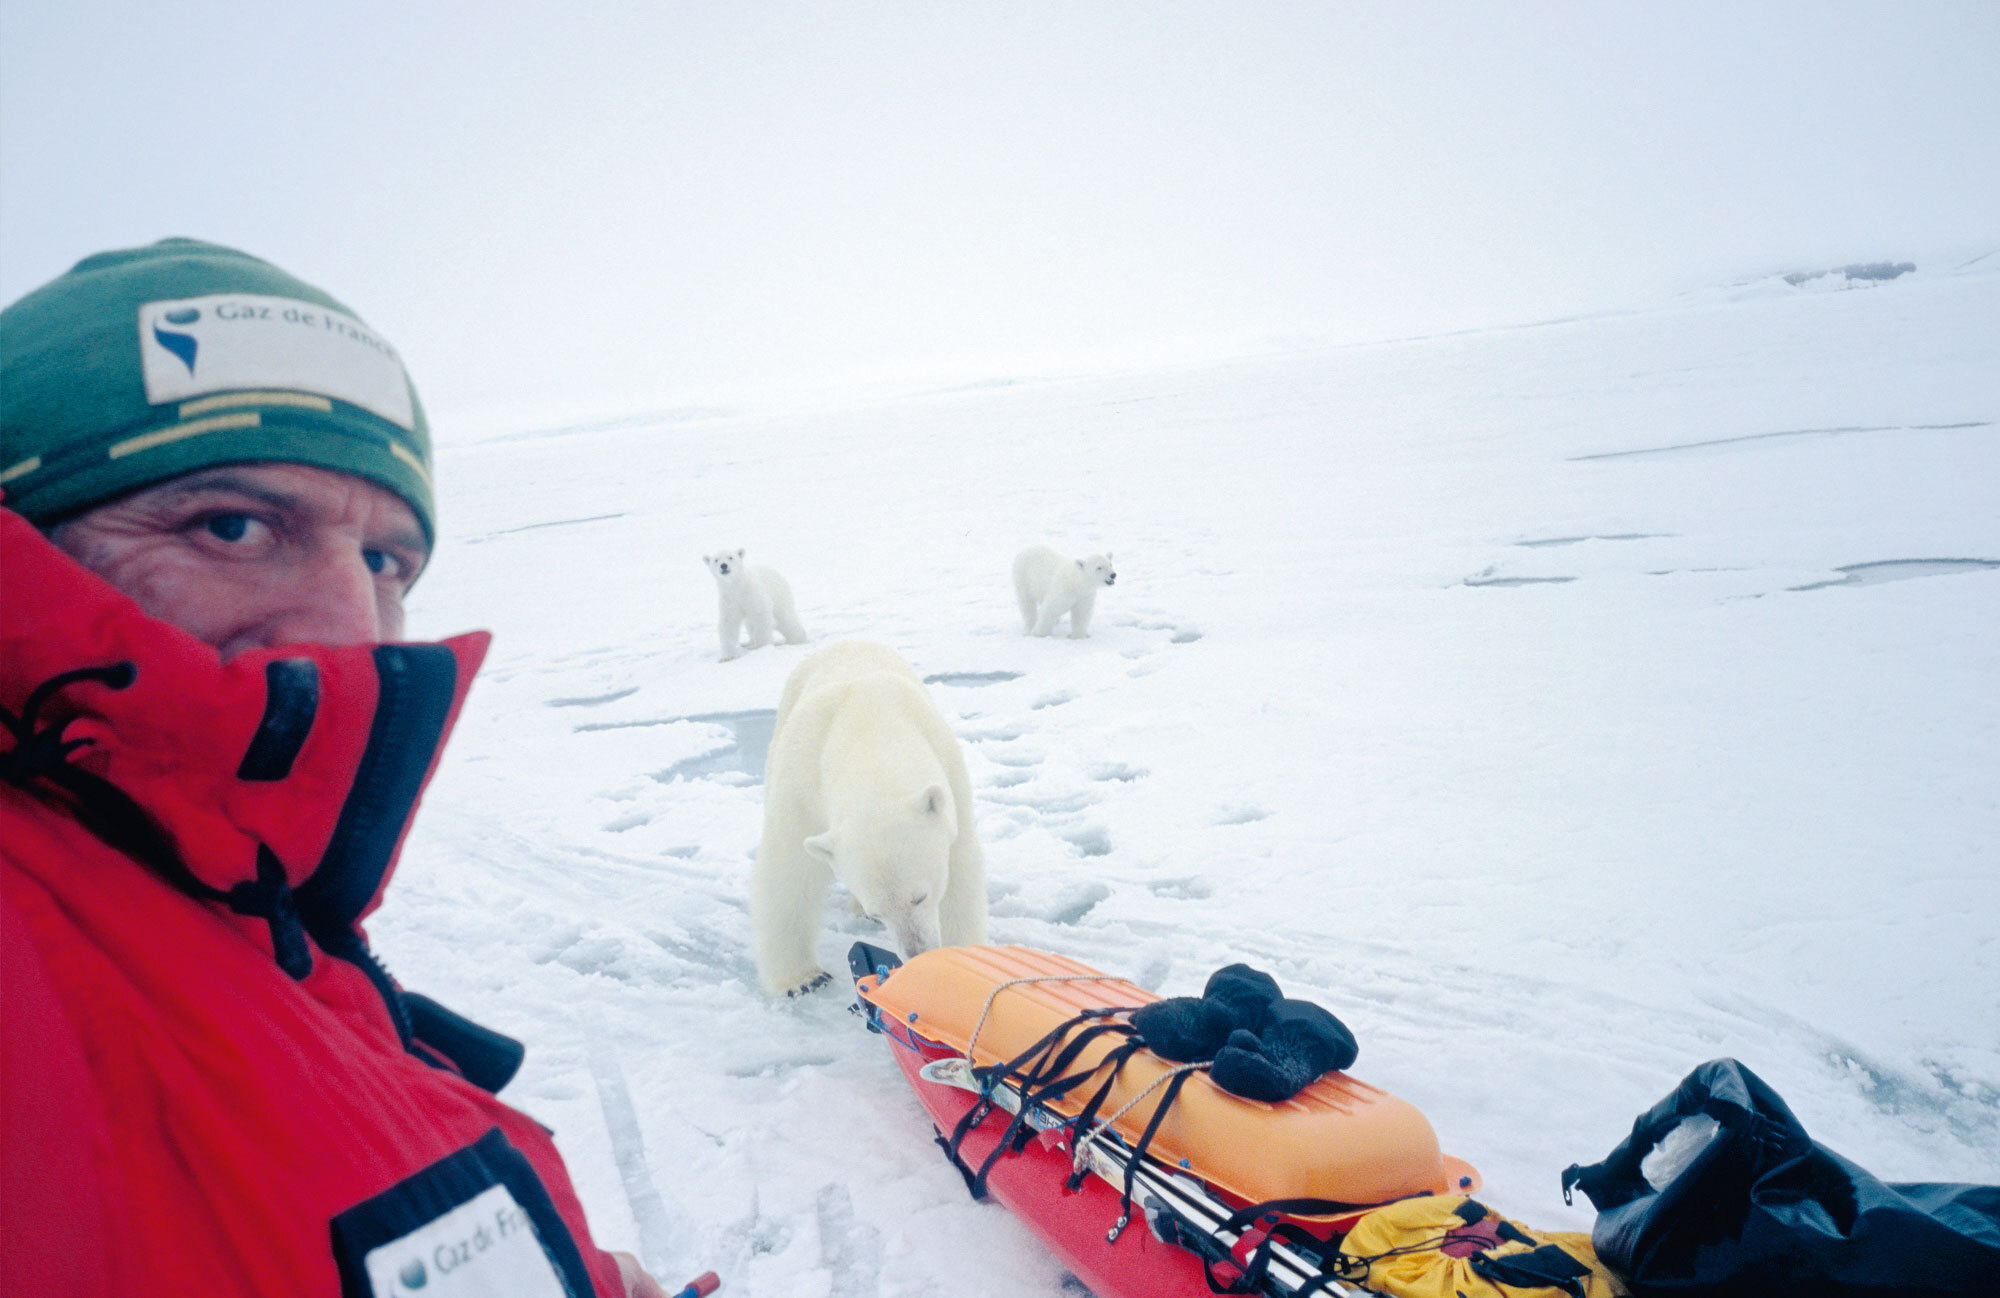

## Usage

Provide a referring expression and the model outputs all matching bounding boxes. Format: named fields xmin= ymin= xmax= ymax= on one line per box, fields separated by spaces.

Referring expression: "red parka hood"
xmin=3 ymin=508 xmax=627 ymax=1297
xmin=0 ymin=507 xmax=487 ymax=940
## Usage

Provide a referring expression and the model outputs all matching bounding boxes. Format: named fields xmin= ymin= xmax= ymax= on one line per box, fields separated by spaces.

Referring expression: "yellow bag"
xmin=1336 ymin=1196 xmax=1626 ymax=1298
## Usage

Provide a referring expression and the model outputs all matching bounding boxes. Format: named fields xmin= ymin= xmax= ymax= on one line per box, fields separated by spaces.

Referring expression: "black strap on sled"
xmin=1469 ymin=1243 xmax=1592 ymax=1297
xmin=932 ymin=1125 xmax=987 ymax=1200
xmin=1171 ymin=1196 xmax=1374 ymax=1295
xmin=944 ymin=1008 xmax=1143 ymax=1199
xmin=1095 ymin=1061 xmax=1201 ymax=1231
xmin=939 ymin=1004 xmax=1234 ymax=1250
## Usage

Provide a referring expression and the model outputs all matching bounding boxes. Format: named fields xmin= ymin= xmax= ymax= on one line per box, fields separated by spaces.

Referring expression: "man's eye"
xmin=205 ymin=514 xmax=252 ymax=542
xmin=364 ymin=549 xmax=407 ymax=580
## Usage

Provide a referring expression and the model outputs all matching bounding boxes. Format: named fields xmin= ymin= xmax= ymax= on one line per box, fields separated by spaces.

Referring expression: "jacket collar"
xmin=0 ymin=507 xmax=487 ymax=937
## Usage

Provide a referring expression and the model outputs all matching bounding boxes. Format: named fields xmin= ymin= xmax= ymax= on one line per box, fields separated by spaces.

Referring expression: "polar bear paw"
xmin=785 ymin=970 xmax=835 ymax=998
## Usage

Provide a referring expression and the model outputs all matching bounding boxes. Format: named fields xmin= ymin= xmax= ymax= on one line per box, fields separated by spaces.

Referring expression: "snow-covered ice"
xmin=377 ymin=261 xmax=1999 ymax=1295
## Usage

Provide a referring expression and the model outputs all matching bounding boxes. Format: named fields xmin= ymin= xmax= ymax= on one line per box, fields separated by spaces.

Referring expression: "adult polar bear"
xmin=753 ymin=641 xmax=988 ymax=996
xmin=1014 ymin=544 xmax=1116 ymax=637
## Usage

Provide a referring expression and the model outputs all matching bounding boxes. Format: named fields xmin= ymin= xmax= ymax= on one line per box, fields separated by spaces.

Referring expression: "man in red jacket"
xmin=1 ymin=239 xmax=669 ymax=1297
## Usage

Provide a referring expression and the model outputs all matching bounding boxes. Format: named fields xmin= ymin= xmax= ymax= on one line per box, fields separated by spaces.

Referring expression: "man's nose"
xmin=258 ymin=546 xmax=382 ymax=649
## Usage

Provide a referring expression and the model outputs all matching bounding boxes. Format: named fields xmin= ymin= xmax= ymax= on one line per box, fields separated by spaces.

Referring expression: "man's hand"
xmin=612 ymin=1251 xmax=671 ymax=1298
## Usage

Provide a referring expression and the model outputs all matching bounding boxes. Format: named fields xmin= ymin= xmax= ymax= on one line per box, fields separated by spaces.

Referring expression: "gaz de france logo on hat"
xmin=138 ymin=292 xmax=417 ymax=431
xmin=3 ymin=238 xmax=437 ymax=543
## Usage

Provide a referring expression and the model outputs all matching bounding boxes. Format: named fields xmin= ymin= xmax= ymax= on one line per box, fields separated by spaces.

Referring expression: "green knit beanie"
xmin=0 ymin=238 xmax=435 ymax=544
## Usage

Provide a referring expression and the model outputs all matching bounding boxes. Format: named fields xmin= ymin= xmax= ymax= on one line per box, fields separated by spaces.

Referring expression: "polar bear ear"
xmin=803 ymin=832 xmax=837 ymax=868
xmin=1075 ymin=558 xmax=1086 ymax=569
xmin=912 ymin=784 xmax=957 ymax=837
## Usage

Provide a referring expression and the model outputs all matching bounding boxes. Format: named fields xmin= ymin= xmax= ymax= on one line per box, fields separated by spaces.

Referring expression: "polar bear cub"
xmin=753 ymin=641 xmax=988 ymax=997
xmin=704 ymin=548 xmax=806 ymax=661
xmin=1014 ymin=544 xmax=1117 ymax=638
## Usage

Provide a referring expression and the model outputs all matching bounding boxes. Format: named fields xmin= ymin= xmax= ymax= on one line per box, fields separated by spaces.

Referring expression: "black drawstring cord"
xmin=2 ymin=661 xmax=313 ymax=980
xmin=228 ymin=846 xmax=314 ymax=979
xmin=2 ymin=663 xmax=136 ymax=783
xmin=2 ymin=662 xmax=185 ymax=880
xmin=8 ymin=662 xmax=137 ymax=733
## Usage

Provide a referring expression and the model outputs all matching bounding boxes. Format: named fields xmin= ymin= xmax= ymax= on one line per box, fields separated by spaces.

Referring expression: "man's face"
xmin=50 ymin=462 xmax=430 ymax=660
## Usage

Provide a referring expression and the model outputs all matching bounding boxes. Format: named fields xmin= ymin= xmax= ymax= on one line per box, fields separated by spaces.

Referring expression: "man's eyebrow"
xmin=378 ymin=522 xmax=430 ymax=559
xmin=152 ymin=471 xmax=432 ymax=564
xmin=152 ymin=471 xmax=305 ymax=514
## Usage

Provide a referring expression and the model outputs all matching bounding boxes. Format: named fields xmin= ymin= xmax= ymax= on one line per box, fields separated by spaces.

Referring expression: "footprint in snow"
xmin=984 ymin=786 xmax=1098 ymax=816
xmin=1131 ymin=615 xmax=1205 ymax=644
xmin=958 ymin=719 xmax=1030 ymax=743
xmin=816 ymin=1183 xmax=883 ymax=1298
xmin=719 ymin=1201 xmax=794 ymax=1271
xmin=601 ymin=810 xmax=653 ymax=833
xmin=990 ymin=878 xmax=1110 ymax=925
xmin=1121 ymin=606 xmax=1205 ymax=643
xmin=1062 ymin=824 xmax=1114 ymax=857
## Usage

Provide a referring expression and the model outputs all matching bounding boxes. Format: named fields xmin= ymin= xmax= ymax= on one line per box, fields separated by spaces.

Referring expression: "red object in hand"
xmin=674 ymin=1272 xmax=721 ymax=1298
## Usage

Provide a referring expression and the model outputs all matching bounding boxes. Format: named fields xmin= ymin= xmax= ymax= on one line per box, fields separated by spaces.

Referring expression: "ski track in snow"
xmin=373 ymin=266 xmax=2000 ymax=1296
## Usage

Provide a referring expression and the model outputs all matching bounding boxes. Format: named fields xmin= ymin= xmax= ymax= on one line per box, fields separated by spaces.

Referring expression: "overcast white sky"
xmin=3 ymin=2 xmax=1995 ymax=433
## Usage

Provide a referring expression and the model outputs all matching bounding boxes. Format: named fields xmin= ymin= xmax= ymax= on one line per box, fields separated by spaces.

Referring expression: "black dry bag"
xmin=1561 ymin=1058 xmax=2000 ymax=1298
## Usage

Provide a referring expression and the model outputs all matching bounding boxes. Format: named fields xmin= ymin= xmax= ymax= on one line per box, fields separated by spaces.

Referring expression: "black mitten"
xmin=1210 ymin=999 xmax=1359 ymax=1102
xmin=1202 ymin=964 xmax=1281 ymax=1032
xmin=1129 ymin=995 xmax=1236 ymax=1062
xmin=1129 ymin=963 xmax=1359 ymax=1101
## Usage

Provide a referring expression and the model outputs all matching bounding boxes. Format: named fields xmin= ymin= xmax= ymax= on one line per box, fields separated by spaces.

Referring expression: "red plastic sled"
xmin=851 ymin=943 xmax=1479 ymax=1297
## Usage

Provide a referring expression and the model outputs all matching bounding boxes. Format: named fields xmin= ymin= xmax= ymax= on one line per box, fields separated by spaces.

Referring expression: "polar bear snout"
xmin=704 ymin=546 xmax=747 ymax=578
xmin=887 ymin=906 xmax=946 ymax=960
